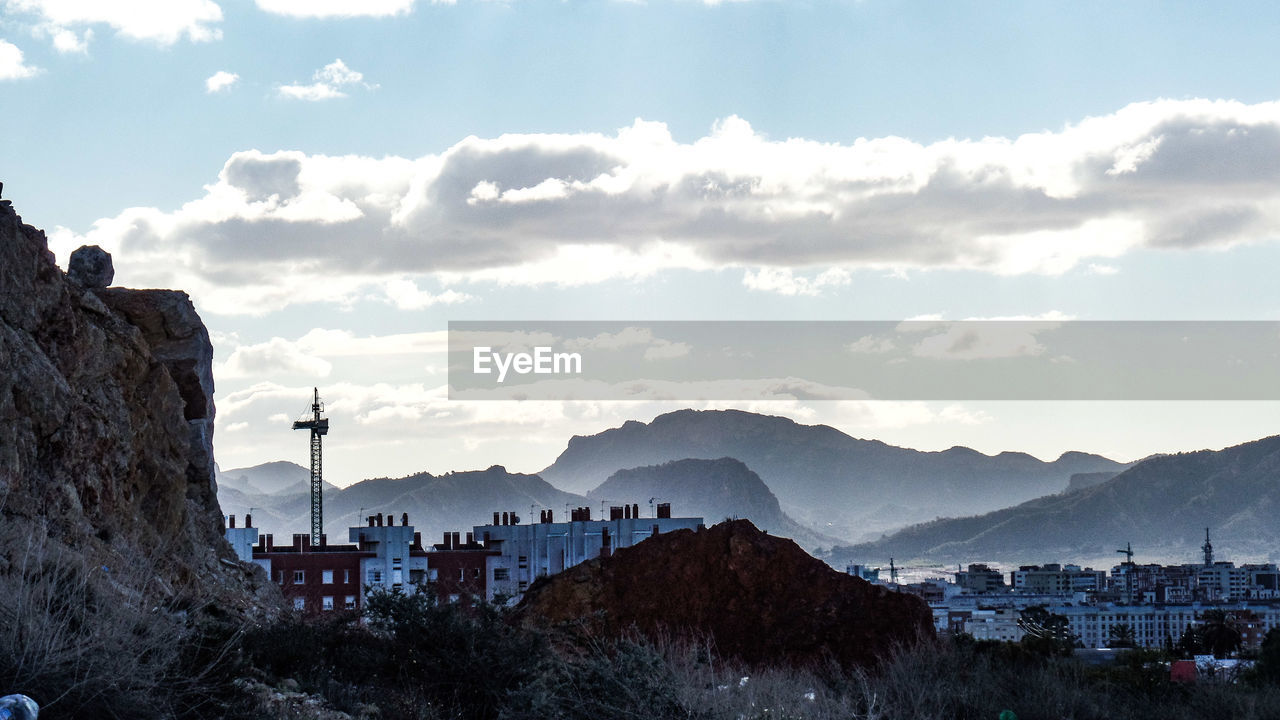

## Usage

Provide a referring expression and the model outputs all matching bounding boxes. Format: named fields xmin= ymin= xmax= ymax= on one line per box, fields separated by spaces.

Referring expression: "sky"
xmin=6 ymin=0 xmax=1280 ymax=486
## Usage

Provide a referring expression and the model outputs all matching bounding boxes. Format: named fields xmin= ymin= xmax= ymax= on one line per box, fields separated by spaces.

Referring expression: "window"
xmin=293 ymin=597 xmax=305 ymax=611
xmin=368 ymin=569 xmax=383 ymax=584
xmin=293 ymin=570 xmax=305 ymax=584
xmin=429 ymin=568 xmax=439 ymax=581
xmin=458 ymin=568 xmax=465 ymax=581
xmin=345 ymin=596 xmax=357 ymax=610
xmin=343 ymin=570 xmax=350 ymax=584
xmin=494 ymin=568 xmax=510 ymax=581
xmin=322 ymin=570 xmax=334 ymax=584
xmin=473 ymin=567 xmax=480 ymax=579
xmin=322 ymin=596 xmax=334 ymax=611
xmin=410 ymin=569 xmax=425 ymax=584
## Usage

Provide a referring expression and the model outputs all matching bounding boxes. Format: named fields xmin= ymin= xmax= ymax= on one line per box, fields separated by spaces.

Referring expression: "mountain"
xmin=833 ymin=435 xmax=1280 ymax=565
xmin=217 ymin=465 xmax=587 ymax=546
xmin=540 ymin=409 xmax=1127 ymax=542
xmin=1065 ymin=471 xmax=1121 ymax=493
xmin=217 ymin=460 xmax=339 ymax=495
xmin=587 ymin=457 xmax=843 ymax=552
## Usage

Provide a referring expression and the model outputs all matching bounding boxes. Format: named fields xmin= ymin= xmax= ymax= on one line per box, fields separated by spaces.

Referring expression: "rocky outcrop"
xmin=517 ymin=519 xmax=932 ymax=669
xmin=0 ymin=199 xmax=278 ymax=616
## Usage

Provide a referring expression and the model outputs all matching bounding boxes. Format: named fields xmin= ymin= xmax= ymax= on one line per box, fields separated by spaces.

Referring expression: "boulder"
xmin=67 ymin=244 xmax=114 ymax=288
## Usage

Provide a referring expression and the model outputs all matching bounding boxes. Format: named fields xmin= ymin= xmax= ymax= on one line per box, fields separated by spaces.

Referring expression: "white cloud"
xmin=278 ymin=58 xmax=372 ymax=101
xmin=56 ymin=99 xmax=1280 ymax=313
xmin=35 ymin=24 xmax=91 ymax=53
xmin=205 ymin=70 xmax=238 ymax=93
xmin=381 ymin=277 xmax=471 ymax=310
xmin=217 ymin=337 xmax=334 ymax=379
xmin=0 ymin=40 xmax=38 ymax=79
xmin=846 ymin=335 xmax=896 ymax=354
xmin=255 ymin=0 xmax=421 ymax=18
xmin=4 ymin=0 xmax=223 ymax=46
xmin=742 ymin=267 xmax=851 ymax=296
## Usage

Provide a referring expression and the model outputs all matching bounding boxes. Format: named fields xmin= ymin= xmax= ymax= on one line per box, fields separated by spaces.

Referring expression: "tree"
xmin=1199 ymin=609 xmax=1243 ymax=659
xmin=1017 ymin=605 xmax=1077 ymax=656
xmin=1108 ymin=623 xmax=1137 ymax=649
xmin=1251 ymin=627 xmax=1280 ymax=685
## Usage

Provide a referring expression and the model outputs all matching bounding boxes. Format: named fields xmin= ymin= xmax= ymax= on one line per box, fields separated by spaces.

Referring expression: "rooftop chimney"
xmin=657 ymin=503 xmax=671 ymax=519
xmin=632 ymin=503 xmax=640 ymax=519
xmin=228 ymin=514 xmax=236 ymax=529
xmin=493 ymin=511 xmax=501 ymax=526
xmin=387 ymin=513 xmax=394 ymax=527
xmin=402 ymin=512 xmax=409 ymax=526
xmin=466 ymin=532 xmax=474 ymax=546
xmin=443 ymin=531 xmax=451 ymax=549
xmin=245 ymin=514 xmax=253 ymax=528
xmin=610 ymin=506 xmax=623 ymax=521
xmin=452 ymin=531 xmax=460 ymax=548
xmin=502 ymin=512 xmax=509 ymax=526
xmin=368 ymin=515 xmax=376 ymax=527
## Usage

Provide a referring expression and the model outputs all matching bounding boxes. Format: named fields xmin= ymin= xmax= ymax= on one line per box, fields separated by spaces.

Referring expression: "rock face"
xmin=517 ymin=519 xmax=933 ymax=669
xmin=67 ymin=244 xmax=114 ymax=288
xmin=0 ymin=201 xmax=278 ymax=615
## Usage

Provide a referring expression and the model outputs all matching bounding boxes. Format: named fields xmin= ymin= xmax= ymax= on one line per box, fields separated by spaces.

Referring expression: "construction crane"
xmin=1116 ymin=542 xmax=1134 ymax=565
xmin=1116 ymin=542 xmax=1135 ymax=604
xmin=292 ymin=388 xmax=329 ymax=546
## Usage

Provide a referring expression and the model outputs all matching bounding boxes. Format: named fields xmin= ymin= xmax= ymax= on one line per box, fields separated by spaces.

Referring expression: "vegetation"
xmin=9 ymin=564 xmax=1280 ymax=720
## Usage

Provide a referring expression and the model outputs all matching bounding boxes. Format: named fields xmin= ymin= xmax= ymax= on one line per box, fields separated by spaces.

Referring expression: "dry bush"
xmin=0 ymin=519 xmax=230 ymax=720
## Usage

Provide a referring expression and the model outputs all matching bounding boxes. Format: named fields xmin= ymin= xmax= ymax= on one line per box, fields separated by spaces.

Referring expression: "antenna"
xmin=889 ymin=557 xmax=898 ymax=584
xmin=292 ymin=387 xmax=329 ymax=546
xmin=1202 ymin=527 xmax=1214 ymax=566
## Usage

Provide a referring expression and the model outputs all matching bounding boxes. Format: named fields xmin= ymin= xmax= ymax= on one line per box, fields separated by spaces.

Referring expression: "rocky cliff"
xmin=0 ymin=197 xmax=277 ymax=615
xmin=517 ymin=519 xmax=932 ymax=669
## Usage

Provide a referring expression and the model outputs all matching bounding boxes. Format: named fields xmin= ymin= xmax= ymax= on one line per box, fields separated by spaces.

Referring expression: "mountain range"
xmin=833 ymin=434 xmax=1280 ymax=566
xmin=540 ymin=409 xmax=1128 ymax=541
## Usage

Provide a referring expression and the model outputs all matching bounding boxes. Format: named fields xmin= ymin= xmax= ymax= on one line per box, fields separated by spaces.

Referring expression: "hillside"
xmin=217 ymin=460 xmax=340 ymax=496
xmin=834 ymin=435 xmax=1280 ymax=565
xmin=588 ymin=457 xmax=843 ymax=552
xmin=517 ymin=519 xmax=932 ymax=669
xmin=541 ymin=409 xmax=1127 ymax=541
xmin=218 ymin=465 xmax=587 ymax=544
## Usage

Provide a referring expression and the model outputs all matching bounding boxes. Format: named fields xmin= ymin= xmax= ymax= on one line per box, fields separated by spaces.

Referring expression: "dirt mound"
xmin=517 ymin=519 xmax=932 ymax=668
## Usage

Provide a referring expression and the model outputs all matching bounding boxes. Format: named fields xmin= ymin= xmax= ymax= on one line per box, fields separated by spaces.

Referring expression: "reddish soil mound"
xmin=517 ymin=519 xmax=932 ymax=668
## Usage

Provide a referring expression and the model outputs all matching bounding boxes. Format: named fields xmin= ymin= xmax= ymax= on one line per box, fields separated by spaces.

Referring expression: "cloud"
xmin=205 ymin=70 xmax=238 ymax=93
xmin=217 ymin=337 xmax=334 ymax=379
xmin=846 ymin=335 xmax=896 ymax=354
xmin=255 ymin=0 xmax=421 ymax=17
xmin=381 ymin=277 xmax=471 ymax=310
xmin=0 ymin=39 xmax=39 ymax=79
xmin=32 ymin=24 xmax=91 ymax=53
xmin=278 ymin=58 xmax=372 ymax=101
xmin=560 ymin=327 xmax=691 ymax=360
xmin=54 ymin=99 xmax=1280 ymax=312
xmin=742 ymin=267 xmax=851 ymax=296
xmin=4 ymin=0 xmax=223 ymax=46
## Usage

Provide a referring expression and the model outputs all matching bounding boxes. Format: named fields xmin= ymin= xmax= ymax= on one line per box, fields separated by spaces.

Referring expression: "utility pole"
xmin=292 ymin=388 xmax=329 ymax=546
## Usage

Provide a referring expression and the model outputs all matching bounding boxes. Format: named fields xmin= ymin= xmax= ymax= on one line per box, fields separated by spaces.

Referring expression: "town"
xmin=854 ymin=528 xmax=1280 ymax=660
